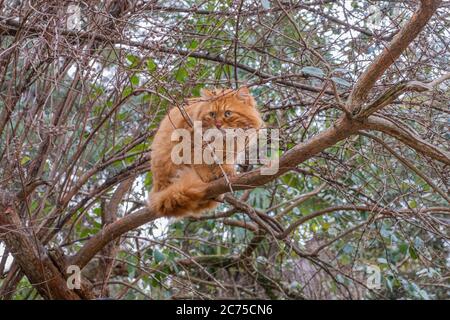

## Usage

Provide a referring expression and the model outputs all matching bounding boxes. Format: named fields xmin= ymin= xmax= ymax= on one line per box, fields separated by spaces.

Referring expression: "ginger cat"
xmin=149 ymin=87 xmax=264 ymax=218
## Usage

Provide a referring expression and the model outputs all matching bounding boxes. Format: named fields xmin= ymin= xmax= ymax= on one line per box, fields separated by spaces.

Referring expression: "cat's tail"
xmin=148 ymin=171 xmax=217 ymax=217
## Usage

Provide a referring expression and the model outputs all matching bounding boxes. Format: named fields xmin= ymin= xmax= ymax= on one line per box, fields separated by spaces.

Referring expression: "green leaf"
xmin=399 ymin=243 xmax=408 ymax=254
xmin=20 ymin=156 xmax=31 ymax=165
xmin=153 ymin=249 xmax=165 ymax=263
xmin=175 ymin=67 xmax=188 ymax=83
xmin=93 ymin=207 xmax=102 ymax=216
xmin=144 ymin=172 xmax=153 ymax=187
xmin=214 ymin=66 xmax=223 ymax=80
xmin=301 ymin=66 xmax=325 ymax=77
xmin=126 ymin=54 xmax=139 ymax=68
xmin=339 ymin=254 xmax=351 ymax=265
xmin=186 ymin=57 xmax=197 ymax=68
xmin=146 ymin=59 xmax=157 ymax=72
xmin=130 ymin=74 xmax=139 ymax=86
xmin=122 ymin=86 xmax=133 ymax=98
xmin=117 ymin=112 xmax=127 ymax=121
xmin=409 ymin=246 xmax=418 ymax=260
xmin=408 ymin=200 xmax=417 ymax=208
xmin=192 ymin=84 xmax=204 ymax=97
xmin=187 ymin=40 xmax=199 ymax=50
xmin=321 ymin=221 xmax=330 ymax=231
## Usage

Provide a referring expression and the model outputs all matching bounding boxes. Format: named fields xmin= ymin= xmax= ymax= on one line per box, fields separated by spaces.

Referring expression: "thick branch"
xmin=363 ymin=116 xmax=450 ymax=165
xmin=71 ymin=115 xmax=363 ymax=269
xmin=347 ymin=0 xmax=442 ymax=110
xmin=70 ymin=206 xmax=158 ymax=268
xmin=0 ymin=192 xmax=83 ymax=299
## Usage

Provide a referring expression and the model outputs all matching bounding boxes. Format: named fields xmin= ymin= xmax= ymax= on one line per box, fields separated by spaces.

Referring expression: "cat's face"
xmin=193 ymin=87 xmax=264 ymax=130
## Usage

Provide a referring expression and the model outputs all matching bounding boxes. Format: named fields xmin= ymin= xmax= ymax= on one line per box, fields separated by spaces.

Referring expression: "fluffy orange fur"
xmin=149 ymin=87 xmax=264 ymax=218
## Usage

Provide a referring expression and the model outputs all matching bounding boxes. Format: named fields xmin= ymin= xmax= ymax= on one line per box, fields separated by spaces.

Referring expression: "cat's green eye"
xmin=209 ymin=112 xmax=216 ymax=118
xmin=224 ymin=110 xmax=232 ymax=117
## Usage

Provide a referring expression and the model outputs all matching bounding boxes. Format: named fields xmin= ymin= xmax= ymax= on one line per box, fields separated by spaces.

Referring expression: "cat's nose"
xmin=215 ymin=121 xmax=223 ymax=128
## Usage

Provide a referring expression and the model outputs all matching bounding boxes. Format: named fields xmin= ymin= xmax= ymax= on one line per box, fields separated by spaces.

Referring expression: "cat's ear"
xmin=236 ymin=86 xmax=250 ymax=99
xmin=200 ymin=88 xmax=214 ymax=99
xmin=236 ymin=86 xmax=255 ymax=106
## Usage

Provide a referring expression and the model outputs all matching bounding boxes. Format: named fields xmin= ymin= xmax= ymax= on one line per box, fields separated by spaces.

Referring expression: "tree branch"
xmin=347 ymin=0 xmax=442 ymax=111
xmin=0 ymin=19 xmax=327 ymax=95
xmin=363 ymin=116 xmax=450 ymax=165
xmin=0 ymin=191 xmax=85 ymax=299
xmin=71 ymin=115 xmax=363 ymax=268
